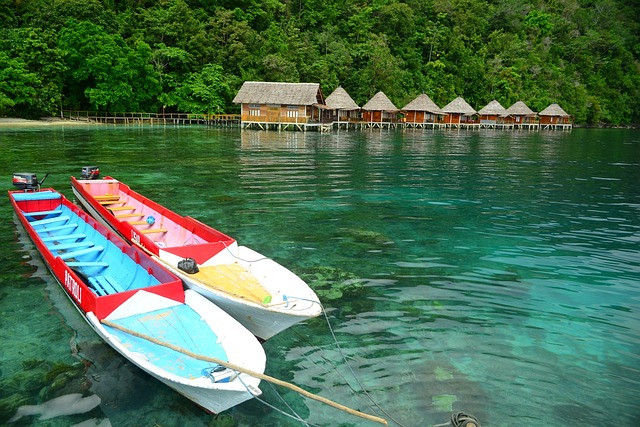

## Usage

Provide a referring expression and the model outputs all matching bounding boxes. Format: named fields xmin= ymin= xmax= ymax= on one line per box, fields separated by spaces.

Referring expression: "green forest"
xmin=1 ymin=0 xmax=639 ymax=125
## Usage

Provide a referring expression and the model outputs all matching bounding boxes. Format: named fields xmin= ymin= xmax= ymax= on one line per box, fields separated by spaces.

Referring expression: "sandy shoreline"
xmin=0 ymin=117 xmax=91 ymax=127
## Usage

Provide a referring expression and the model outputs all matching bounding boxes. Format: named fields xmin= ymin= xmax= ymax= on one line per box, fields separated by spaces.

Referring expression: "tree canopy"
xmin=1 ymin=0 xmax=638 ymax=125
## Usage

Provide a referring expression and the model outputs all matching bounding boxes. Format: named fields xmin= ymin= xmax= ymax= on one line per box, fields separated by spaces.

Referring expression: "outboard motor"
xmin=12 ymin=172 xmax=49 ymax=191
xmin=81 ymin=166 xmax=100 ymax=180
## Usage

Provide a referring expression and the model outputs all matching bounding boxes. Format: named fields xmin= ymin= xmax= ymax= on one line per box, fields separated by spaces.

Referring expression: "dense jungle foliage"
xmin=1 ymin=0 xmax=639 ymax=125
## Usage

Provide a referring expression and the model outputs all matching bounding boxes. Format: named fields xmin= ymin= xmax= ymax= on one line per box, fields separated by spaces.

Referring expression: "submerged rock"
xmin=297 ymin=266 xmax=364 ymax=301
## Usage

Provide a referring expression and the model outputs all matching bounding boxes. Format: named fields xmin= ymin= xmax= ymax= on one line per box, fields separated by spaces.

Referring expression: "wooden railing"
xmin=62 ymin=111 xmax=241 ymax=124
xmin=241 ymin=114 xmax=311 ymax=124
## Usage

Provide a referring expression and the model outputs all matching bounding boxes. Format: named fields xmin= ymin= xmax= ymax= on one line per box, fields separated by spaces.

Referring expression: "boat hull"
xmin=71 ymin=176 xmax=322 ymax=340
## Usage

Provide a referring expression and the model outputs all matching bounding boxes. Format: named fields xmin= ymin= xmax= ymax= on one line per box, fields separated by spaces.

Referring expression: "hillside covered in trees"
xmin=1 ymin=0 xmax=639 ymax=125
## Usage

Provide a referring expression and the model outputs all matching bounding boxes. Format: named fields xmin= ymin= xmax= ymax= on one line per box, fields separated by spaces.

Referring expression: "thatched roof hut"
xmin=362 ymin=91 xmax=398 ymax=111
xmin=233 ymin=81 xmax=324 ymax=105
xmin=442 ymin=97 xmax=477 ymax=115
xmin=539 ymin=103 xmax=570 ymax=117
xmin=362 ymin=92 xmax=398 ymax=123
xmin=402 ymin=94 xmax=444 ymax=115
xmin=325 ymin=86 xmax=359 ymax=110
xmin=539 ymin=103 xmax=572 ymax=125
xmin=505 ymin=101 xmax=536 ymax=116
xmin=441 ymin=97 xmax=476 ymax=124
xmin=478 ymin=100 xmax=507 ymax=116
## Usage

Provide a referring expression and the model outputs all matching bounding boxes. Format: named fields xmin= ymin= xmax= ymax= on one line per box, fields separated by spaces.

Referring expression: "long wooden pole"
xmin=101 ymin=319 xmax=388 ymax=426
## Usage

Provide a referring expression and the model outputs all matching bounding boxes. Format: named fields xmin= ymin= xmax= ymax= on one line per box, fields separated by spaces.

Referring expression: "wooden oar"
xmin=101 ymin=319 xmax=388 ymax=425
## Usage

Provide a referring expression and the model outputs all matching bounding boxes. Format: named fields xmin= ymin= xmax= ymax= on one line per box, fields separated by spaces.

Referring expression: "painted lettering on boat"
xmin=64 ymin=270 xmax=82 ymax=303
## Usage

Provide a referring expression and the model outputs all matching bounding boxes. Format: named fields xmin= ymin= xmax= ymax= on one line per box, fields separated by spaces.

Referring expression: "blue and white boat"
xmin=9 ymin=173 xmax=265 ymax=414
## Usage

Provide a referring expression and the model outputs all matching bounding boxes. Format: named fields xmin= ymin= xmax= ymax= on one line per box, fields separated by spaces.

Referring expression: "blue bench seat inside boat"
xmin=35 ymin=223 xmax=78 ymax=234
xmin=12 ymin=191 xmax=61 ymax=201
xmin=23 ymin=209 xmax=63 ymax=217
xmin=41 ymin=233 xmax=87 ymax=243
xmin=59 ymin=245 xmax=104 ymax=261
xmin=67 ymin=261 xmax=109 ymax=268
xmin=30 ymin=215 xmax=70 ymax=227
xmin=50 ymin=240 xmax=95 ymax=251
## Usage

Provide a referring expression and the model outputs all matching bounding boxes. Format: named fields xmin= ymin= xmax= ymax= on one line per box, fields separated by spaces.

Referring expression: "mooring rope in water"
xmin=100 ymin=319 xmax=388 ymax=425
xmin=237 ymin=375 xmax=314 ymax=426
xmin=285 ymin=296 xmax=407 ymax=427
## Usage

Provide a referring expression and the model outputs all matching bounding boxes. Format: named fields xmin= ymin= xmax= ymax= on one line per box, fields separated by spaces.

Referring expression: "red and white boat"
xmin=10 ymin=173 xmax=265 ymax=414
xmin=71 ymin=169 xmax=322 ymax=340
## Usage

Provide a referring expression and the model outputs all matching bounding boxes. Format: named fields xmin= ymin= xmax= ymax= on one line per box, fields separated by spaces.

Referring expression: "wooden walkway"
xmin=61 ymin=111 xmax=572 ymax=131
xmin=62 ymin=111 xmax=240 ymax=126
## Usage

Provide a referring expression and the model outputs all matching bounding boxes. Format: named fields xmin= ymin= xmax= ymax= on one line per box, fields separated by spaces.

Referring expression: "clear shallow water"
xmin=0 ymin=125 xmax=638 ymax=426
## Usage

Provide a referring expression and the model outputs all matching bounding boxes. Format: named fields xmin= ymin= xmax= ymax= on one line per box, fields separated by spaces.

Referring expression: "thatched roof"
xmin=402 ymin=94 xmax=444 ymax=114
xmin=233 ymin=81 xmax=323 ymax=105
xmin=506 ymin=101 xmax=536 ymax=115
xmin=362 ymin=91 xmax=398 ymax=111
xmin=539 ymin=103 xmax=570 ymax=117
xmin=325 ymin=86 xmax=359 ymax=110
xmin=442 ymin=97 xmax=477 ymax=114
xmin=478 ymin=100 xmax=507 ymax=115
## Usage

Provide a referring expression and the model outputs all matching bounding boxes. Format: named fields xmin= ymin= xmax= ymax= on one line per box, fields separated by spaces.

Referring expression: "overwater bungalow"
xmin=477 ymin=100 xmax=509 ymax=128
xmin=442 ymin=97 xmax=478 ymax=128
xmin=232 ymin=81 xmax=326 ymax=131
xmin=361 ymin=92 xmax=399 ymax=129
xmin=325 ymin=86 xmax=360 ymax=129
xmin=539 ymin=103 xmax=572 ymax=130
xmin=505 ymin=101 xmax=538 ymax=129
xmin=402 ymin=94 xmax=445 ymax=129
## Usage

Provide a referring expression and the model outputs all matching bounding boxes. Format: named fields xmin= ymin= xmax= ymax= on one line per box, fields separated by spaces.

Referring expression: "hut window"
xmin=249 ymin=104 xmax=261 ymax=108
xmin=249 ymin=109 xmax=260 ymax=116
xmin=287 ymin=109 xmax=299 ymax=118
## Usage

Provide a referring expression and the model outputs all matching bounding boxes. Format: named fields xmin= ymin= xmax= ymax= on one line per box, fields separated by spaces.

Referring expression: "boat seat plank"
xmin=108 ymin=206 xmax=135 ymax=211
xmin=140 ymin=228 xmax=168 ymax=234
xmin=24 ymin=209 xmax=63 ymax=217
xmin=99 ymin=199 xmax=122 ymax=205
xmin=59 ymin=245 xmax=104 ymax=260
xmin=36 ymin=223 xmax=78 ymax=234
xmin=51 ymin=241 xmax=94 ymax=251
xmin=127 ymin=221 xmax=149 ymax=225
xmin=94 ymin=194 xmax=120 ymax=201
xmin=12 ymin=191 xmax=61 ymax=201
xmin=30 ymin=215 xmax=70 ymax=227
xmin=41 ymin=233 xmax=86 ymax=242
xmin=115 ymin=213 xmax=145 ymax=218
xmin=67 ymin=261 xmax=109 ymax=268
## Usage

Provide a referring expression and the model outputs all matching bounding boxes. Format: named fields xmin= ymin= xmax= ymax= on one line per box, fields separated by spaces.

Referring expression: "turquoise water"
xmin=0 ymin=125 xmax=638 ymax=426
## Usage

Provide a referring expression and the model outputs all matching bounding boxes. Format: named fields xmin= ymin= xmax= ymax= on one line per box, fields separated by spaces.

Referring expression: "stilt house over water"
xmin=325 ymin=86 xmax=360 ymax=128
xmin=538 ymin=103 xmax=573 ymax=130
xmin=232 ymin=81 xmax=326 ymax=130
xmin=361 ymin=92 xmax=399 ymax=128
xmin=478 ymin=100 xmax=508 ymax=128
xmin=505 ymin=101 xmax=538 ymax=129
xmin=442 ymin=97 xmax=478 ymax=127
xmin=402 ymin=94 xmax=445 ymax=129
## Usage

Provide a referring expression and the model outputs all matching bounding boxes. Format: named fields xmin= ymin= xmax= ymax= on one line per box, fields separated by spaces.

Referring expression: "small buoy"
xmin=146 ymin=215 xmax=155 ymax=225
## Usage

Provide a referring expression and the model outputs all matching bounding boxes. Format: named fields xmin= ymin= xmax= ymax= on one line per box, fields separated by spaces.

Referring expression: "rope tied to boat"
xmin=100 ymin=319 xmax=388 ymax=425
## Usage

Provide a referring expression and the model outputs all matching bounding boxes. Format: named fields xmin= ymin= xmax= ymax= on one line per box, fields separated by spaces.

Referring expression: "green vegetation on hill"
xmin=1 ymin=0 xmax=638 ymax=125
